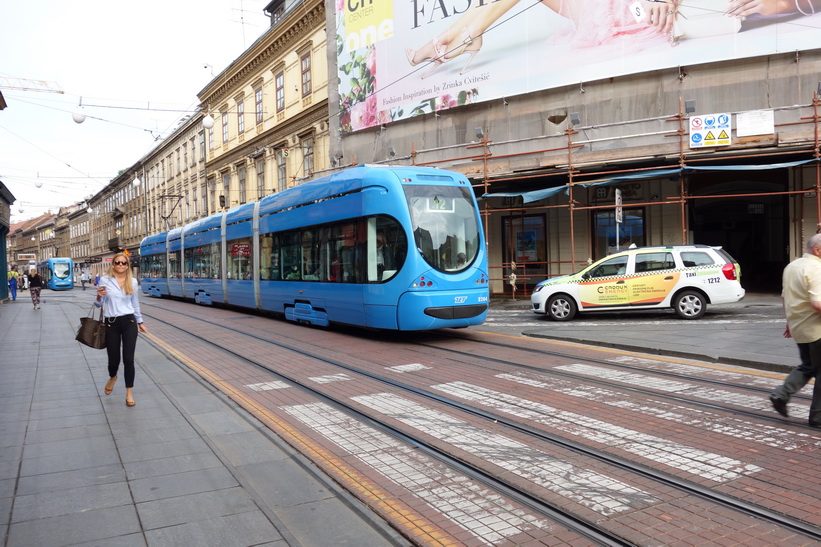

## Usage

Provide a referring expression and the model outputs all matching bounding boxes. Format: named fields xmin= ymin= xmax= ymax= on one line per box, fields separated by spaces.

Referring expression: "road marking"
xmin=246 ymin=381 xmax=291 ymax=391
xmin=284 ymin=402 xmax=551 ymax=544
xmin=435 ymin=381 xmax=762 ymax=482
xmin=353 ymin=392 xmax=659 ymax=515
xmin=386 ymin=363 xmax=431 ymax=373
xmin=556 ymin=363 xmax=781 ymax=410
xmin=500 ymin=371 xmax=821 ymax=451
xmin=308 ymin=373 xmax=351 ymax=383
xmin=609 ymin=355 xmax=790 ymax=386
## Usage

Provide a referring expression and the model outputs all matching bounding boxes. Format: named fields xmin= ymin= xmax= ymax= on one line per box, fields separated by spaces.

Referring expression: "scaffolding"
xmin=402 ymin=93 xmax=821 ymax=298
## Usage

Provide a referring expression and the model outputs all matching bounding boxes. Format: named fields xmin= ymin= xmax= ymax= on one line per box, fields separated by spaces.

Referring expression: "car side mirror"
xmin=581 ymin=273 xmax=591 ymax=280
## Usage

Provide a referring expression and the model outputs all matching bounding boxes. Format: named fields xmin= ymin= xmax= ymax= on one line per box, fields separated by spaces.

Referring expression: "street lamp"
xmin=72 ymin=106 xmax=86 ymax=124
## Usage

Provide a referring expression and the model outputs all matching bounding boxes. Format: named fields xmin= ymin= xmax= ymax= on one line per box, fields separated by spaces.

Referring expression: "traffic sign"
xmin=690 ymin=113 xmax=732 ymax=148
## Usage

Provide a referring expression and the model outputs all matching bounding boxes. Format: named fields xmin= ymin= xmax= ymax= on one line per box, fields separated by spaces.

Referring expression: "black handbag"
xmin=76 ymin=305 xmax=107 ymax=350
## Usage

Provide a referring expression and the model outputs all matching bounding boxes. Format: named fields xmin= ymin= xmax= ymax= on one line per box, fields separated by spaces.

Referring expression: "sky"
xmin=1 ymin=1 xmax=271 ymax=224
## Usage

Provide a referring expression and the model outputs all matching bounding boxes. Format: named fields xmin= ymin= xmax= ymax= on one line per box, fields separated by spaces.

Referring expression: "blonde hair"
xmin=106 ymin=253 xmax=135 ymax=294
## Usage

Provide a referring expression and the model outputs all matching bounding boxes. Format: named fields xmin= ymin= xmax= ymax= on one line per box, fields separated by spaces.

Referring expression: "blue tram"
xmin=139 ymin=165 xmax=489 ymax=330
xmin=38 ymin=257 xmax=74 ymax=290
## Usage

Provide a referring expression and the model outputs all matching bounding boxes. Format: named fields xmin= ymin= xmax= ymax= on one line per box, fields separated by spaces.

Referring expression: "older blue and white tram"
xmin=139 ymin=165 xmax=488 ymax=330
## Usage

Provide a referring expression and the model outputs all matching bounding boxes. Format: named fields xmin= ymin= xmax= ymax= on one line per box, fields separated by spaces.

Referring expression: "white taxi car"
xmin=530 ymin=244 xmax=745 ymax=320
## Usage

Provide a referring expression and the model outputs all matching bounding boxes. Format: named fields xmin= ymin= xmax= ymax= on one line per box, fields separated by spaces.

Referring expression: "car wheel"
xmin=674 ymin=290 xmax=706 ymax=319
xmin=547 ymin=294 xmax=577 ymax=321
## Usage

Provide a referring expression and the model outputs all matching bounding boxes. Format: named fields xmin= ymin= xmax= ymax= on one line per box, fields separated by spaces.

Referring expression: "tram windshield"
xmin=53 ymin=262 xmax=71 ymax=279
xmin=405 ymin=185 xmax=480 ymax=273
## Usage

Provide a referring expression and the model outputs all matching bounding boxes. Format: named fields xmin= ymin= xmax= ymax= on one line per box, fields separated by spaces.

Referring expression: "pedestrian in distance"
xmin=96 ymin=252 xmax=148 ymax=407
xmin=28 ymin=268 xmax=43 ymax=310
xmin=80 ymin=271 xmax=88 ymax=290
xmin=7 ymin=265 xmax=18 ymax=301
xmin=771 ymin=233 xmax=821 ymax=425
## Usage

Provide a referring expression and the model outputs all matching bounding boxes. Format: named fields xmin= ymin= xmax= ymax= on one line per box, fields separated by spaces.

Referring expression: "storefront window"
xmin=593 ymin=208 xmax=645 ymax=258
xmin=502 ymin=215 xmax=546 ymax=289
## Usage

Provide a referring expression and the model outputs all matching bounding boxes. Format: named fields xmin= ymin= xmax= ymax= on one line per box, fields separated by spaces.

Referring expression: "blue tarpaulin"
xmin=481 ymin=159 xmax=819 ymax=203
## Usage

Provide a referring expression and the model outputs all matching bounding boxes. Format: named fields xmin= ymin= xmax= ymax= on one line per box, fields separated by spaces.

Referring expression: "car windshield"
xmin=405 ymin=185 xmax=480 ymax=273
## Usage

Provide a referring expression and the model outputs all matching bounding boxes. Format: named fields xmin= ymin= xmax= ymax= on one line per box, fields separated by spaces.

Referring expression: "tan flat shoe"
xmin=125 ymin=399 xmax=136 ymax=407
xmin=104 ymin=376 xmax=117 ymax=395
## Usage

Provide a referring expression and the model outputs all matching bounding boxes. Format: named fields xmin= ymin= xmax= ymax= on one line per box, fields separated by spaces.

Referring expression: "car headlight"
xmin=533 ymin=284 xmax=545 ymax=293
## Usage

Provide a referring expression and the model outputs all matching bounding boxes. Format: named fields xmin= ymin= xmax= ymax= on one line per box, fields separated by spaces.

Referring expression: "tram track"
xmin=432 ymin=329 xmax=814 ymax=403
xmin=140 ymin=300 xmax=821 ymax=544
xmin=141 ymin=304 xmax=628 ymax=545
xmin=413 ymin=333 xmax=815 ymax=426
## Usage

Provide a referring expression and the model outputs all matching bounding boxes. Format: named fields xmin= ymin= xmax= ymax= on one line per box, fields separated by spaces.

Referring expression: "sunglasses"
xmin=113 ymin=260 xmax=129 ymax=266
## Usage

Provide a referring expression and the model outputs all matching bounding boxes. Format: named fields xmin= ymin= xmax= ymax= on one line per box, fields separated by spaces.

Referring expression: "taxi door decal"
xmin=578 ymin=277 xmax=630 ymax=309
xmin=629 ymin=271 xmax=681 ymax=305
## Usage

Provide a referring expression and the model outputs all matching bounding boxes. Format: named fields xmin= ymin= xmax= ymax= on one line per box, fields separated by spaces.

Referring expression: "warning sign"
xmin=689 ymin=113 xmax=732 ymax=148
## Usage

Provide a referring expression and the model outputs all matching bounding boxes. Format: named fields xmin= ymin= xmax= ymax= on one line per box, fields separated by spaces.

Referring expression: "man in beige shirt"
xmin=771 ymin=233 xmax=821 ymax=426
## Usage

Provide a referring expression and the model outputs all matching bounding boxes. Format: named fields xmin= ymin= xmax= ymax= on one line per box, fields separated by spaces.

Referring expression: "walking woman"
xmin=95 ymin=252 xmax=147 ymax=407
xmin=28 ymin=268 xmax=43 ymax=309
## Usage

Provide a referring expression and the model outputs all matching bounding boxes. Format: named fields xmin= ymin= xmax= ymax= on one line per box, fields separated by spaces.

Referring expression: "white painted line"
xmin=499 ymin=371 xmax=821 ymax=451
xmin=386 ymin=363 xmax=431 ymax=373
xmin=608 ymin=356 xmax=784 ymax=389
xmin=556 ymin=363 xmax=777 ymax=410
xmin=246 ymin=381 xmax=291 ymax=391
xmin=435 ymin=381 xmax=762 ymax=482
xmin=352 ymin=393 xmax=659 ymax=515
xmin=283 ymin=402 xmax=550 ymax=544
xmin=307 ymin=373 xmax=351 ymax=384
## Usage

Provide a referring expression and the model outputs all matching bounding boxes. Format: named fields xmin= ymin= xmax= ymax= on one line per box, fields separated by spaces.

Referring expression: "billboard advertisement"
xmin=335 ymin=0 xmax=821 ymax=133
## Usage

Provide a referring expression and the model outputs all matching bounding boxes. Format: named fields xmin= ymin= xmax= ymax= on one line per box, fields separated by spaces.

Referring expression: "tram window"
xmin=301 ymin=230 xmax=320 ymax=280
xmin=227 ymin=237 xmax=252 ymax=279
xmin=281 ymin=232 xmax=302 ymax=280
xmin=260 ymin=234 xmax=282 ymax=280
xmin=141 ymin=255 xmax=166 ymax=279
xmin=53 ymin=262 xmax=71 ymax=279
xmin=209 ymin=242 xmax=221 ymax=279
xmin=169 ymin=250 xmax=181 ymax=278
xmin=184 ymin=247 xmax=196 ymax=278
xmin=366 ymin=216 xmax=407 ymax=283
xmin=259 ymin=234 xmax=273 ymax=280
xmin=406 ymin=185 xmax=479 ymax=274
xmin=321 ymin=222 xmax=358 ymax=283
xmin=185 ymin=243 xmax=219 ymax=279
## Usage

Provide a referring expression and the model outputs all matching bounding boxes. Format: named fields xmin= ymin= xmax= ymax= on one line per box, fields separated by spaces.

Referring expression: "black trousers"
xmin=105 ymin=315 xmax=138 ymax=388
